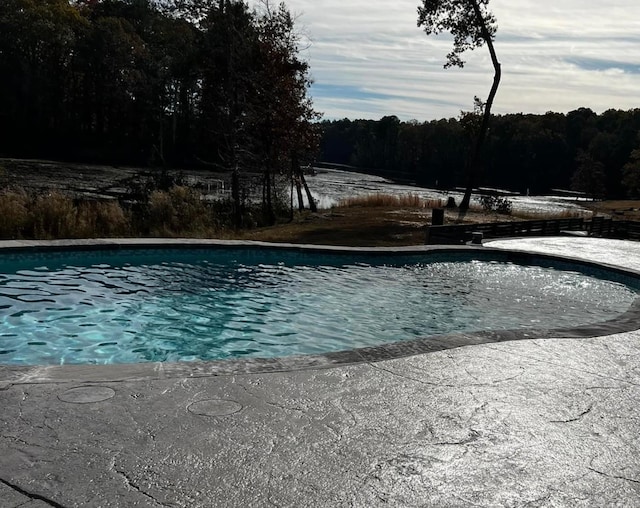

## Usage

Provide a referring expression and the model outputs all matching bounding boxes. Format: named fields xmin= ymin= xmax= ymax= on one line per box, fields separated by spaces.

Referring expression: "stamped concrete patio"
xmin=1 ymin=237 xmax=639 ymax=507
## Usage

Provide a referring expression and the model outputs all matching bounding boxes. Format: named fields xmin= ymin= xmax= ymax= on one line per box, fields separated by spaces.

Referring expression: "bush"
xmin=338 ymin=193 xmax=444 ymax=209
xmin=147 ymin=185 xmax=213 ymax=236
xmin=0 ymin=190 xmax=133 ymax=239
xmin=29 ymin=191 xmax=77 ymax=239
xmin=479 ymin=195 xmax=512 ymax=215
xmin=0 ymin=188 xmax=30 ymax=239
xmin=76 ymin=200 xmax=130 ymax=238
xmin=0 ymin=185 xmax=224 ymax=240
xmin=122 ymin=168 xmax=187 ymax=203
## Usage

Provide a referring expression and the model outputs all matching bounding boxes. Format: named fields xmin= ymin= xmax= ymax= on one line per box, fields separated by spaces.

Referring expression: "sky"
xmin=253 ymin=0 xmax=640 ymax=122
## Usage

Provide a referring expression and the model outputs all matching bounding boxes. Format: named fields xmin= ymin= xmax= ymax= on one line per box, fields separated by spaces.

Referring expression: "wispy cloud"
xmin=255 ymin=0 xmax=640 ymax=120
xmin=563 ymin=57 xmax=640 ymax=75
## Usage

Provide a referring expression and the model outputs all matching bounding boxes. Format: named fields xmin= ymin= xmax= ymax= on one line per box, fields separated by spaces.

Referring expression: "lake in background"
xmin=305 ymin=168 xmax=591 ymax=216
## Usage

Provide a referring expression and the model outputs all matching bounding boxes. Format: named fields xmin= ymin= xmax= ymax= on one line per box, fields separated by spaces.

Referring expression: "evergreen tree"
xmin=622 ymin=135 xmax=640 ymax=198
xmin=571 ymin=150 xmax=606 ymax=199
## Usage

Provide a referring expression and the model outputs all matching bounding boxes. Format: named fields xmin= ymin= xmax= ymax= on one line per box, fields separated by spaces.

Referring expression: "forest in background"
xmin=1 ymin=1 xmax=640 ymax=209
xmin=0 ymin=0 xmax=320 ymax=225
xmin=319 ymin=109 xmax=640 ymax=199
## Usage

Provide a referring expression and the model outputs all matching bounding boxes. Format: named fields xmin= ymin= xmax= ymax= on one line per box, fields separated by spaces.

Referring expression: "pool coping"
xmin=1 ymin=237 xmax=640 ymax=385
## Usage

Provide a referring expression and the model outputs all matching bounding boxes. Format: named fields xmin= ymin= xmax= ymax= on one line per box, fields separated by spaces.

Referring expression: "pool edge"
xmin=1 ymin=237 xmax=640 ymax=385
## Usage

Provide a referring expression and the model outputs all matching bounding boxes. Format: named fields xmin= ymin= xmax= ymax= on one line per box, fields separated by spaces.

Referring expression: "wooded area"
xmin=0 ymin=0 xmax=320 ymax=225
xmin=1 ymin=0 xmax=640 ymax=209
xmin=319 ymin=109 xmax=640 ymax=199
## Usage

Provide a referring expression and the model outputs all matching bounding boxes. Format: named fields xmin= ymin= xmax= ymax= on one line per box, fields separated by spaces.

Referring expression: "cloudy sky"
xmin=257 ymin=0 xmax=640 ymax=121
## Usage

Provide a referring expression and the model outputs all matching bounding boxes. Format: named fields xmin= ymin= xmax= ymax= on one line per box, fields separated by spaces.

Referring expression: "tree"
xmin=571 ymin=150 xmax=606 ymax=199
xmin=252 ymin=1 xmax=320 ymax=221
xmin=622 ymin=134 xmax=640 ymax=198
xmin=199 ymin=0 xmax=261 ymax=227
xmin=197 ymin=0 xmax=320 ymax=226
xmin=0 ymin=0 xmax=86 ymax=155
xmin=417 ymin=0 xmax=501 ymax=210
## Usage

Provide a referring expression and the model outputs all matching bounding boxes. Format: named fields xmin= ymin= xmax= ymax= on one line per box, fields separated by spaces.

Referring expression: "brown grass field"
xmin=241 ymin=198 xmax=640 ymax=247
xmin=1 ymin=187 xmax=637 ymax=247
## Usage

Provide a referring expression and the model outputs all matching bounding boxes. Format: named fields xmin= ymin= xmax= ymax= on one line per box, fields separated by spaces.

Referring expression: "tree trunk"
xmin=263 ymin=167 xmax=275 ymax=225
xmin=291 ymin=153 xmax=305 ymax=211
xmin=289 ymin=174 xmax=295 ymax=220
xmin=459 ymin=0 xmax=501 ymax=211
xmin=300 ymin=170 xmax=317 ymax=213
xmin=232 ymin=165 xmax=241 ymax=228
xmin=295 ymin=177 xmax=305 ymax=211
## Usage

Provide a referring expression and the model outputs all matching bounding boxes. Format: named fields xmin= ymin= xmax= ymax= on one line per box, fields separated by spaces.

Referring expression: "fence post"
xmin=432 ymin=208 xmax=445 ymax=226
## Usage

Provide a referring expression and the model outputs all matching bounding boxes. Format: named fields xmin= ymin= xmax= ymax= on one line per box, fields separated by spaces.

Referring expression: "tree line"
xmin=3 ymin=0 xmax=640 ymax=210
xmin=0 ymin=0 xmax=319 ymax=225
xmin=319 ymin=108 xmax=640 ymax=199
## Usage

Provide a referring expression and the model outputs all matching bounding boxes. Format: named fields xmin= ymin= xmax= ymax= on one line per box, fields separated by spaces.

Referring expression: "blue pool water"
xmin=0 ymin=248 xmax=638 ymax=366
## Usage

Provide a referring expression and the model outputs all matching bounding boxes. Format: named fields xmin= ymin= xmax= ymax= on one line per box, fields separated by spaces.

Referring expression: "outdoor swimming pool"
xmin=1 ymin=246 xmax=638 ymax=366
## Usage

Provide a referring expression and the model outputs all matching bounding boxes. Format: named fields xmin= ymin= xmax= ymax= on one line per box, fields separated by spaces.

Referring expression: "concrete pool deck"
xmin=1 ymin=237 xmax=639 ymax=507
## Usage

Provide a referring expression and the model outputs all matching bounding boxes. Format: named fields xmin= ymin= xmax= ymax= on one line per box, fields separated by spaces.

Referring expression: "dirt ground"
xmin=238 ymin=207 xmax=511 ymax=246
xmin=583 ymin=200 xmax=640 ymax=221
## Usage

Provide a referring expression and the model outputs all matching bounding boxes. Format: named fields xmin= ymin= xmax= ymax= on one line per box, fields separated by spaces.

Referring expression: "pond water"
xmin=305 ymin=168 xmax=591 ymax=215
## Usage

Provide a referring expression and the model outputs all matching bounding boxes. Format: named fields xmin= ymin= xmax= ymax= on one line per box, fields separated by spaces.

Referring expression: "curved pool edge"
xmin=1 ymin=237 xmax=640 ymax=385
xmin=0 ymin=237 xmax=465 ymax=256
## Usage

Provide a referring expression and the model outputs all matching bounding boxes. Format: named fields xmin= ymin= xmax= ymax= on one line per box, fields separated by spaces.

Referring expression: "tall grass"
xmin=466 ymin=200 xmax=591 ymax=220
xmin=0 ymin=188 xmax=30 ymax=239
xmin=0 ymin=186 xmax=219 ymax=240
xmin=147 ymin=186 xmax=217 ymax=237
xmin=75 ymin=200 xmax=131 ymax=238
xmin=337 ymin=193 xmax=444 ymax=209
xmin=30 ymin=191 xmax=80 ymax=239
xmin=510 ymin=209 xmax=591 ymax=220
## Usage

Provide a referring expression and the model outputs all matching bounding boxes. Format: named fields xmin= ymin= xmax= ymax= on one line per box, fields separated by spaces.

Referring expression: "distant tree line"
xmin=0 ymin=0 xmax=319 ymax=224
xmin=319 ymin=109 xmax=640 ymax=199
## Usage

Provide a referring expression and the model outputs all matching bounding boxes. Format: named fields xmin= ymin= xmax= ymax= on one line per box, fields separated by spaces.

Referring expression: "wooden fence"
xmin=425 ymin=217 xmax=640 ymax=244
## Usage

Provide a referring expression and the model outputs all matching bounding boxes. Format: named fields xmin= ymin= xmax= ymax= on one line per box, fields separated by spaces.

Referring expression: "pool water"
xmin=0 ymin=248 xmax=638 ymax=366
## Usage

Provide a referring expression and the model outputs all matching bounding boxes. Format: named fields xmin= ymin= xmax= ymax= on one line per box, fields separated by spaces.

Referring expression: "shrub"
xmin=479 ymin=195 xmax=512 ymax=215
xmin=76 ymin=200 xmax=130 ymax=238
xmin=147 ymin=185 xmax=213 ymax=236
xmin=122 ymin=168 xmax=187 ymax=203
xmin=0 ymin=188 xmax=30 ymax=239
xmin=28 ymin=191 xmax=77 ymax=239
xmin=338 ymin=193 xmax=444 ymax=209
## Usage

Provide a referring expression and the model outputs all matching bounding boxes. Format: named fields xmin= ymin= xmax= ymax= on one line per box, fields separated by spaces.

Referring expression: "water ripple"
xmin=0 ymin=248 xmax=637 ymax=365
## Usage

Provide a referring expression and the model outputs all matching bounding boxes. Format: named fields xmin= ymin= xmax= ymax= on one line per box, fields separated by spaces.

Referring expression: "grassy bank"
xmin=0 ymin=187 xmax=450 ymax=246
xmin=1 ymin=185 xmax=637 ymax=247
xmin=0 ymin=187 xmax=222 ymax=240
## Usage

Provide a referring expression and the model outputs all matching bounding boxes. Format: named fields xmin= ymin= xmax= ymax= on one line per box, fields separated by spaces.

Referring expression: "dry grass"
xmin=147 ymin=186 xmax=217 ymax=237
xmin=240 ymin=207 xmax=432 ymax=246
xmin=0 ymin=189 xmax=132 ymax=239
xmin=337 ymin=193 xmax=444 ymax=209
xmin=0 ymin=186 xmax=218 ymax=240
xmin=2 ymin=184 xmax=637 ymax=247
xmin=0 ymin=188 xmax=30 ymax=238
xmin=509 ymin=208 xmax=591 ymax=220
xmin=582 ymin=200 xmax=640 ymax=221
xmin=30 ymin=191 xmax=79 ymax=239
xmin=76 ymin=200 xmax=131 ymax=238
xmin=245 ymin=198 xmax=638 ymax=247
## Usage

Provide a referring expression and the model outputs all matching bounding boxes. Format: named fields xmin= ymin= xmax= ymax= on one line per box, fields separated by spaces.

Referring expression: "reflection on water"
xmin=0 ymin=249 xmax=635 ymax=366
